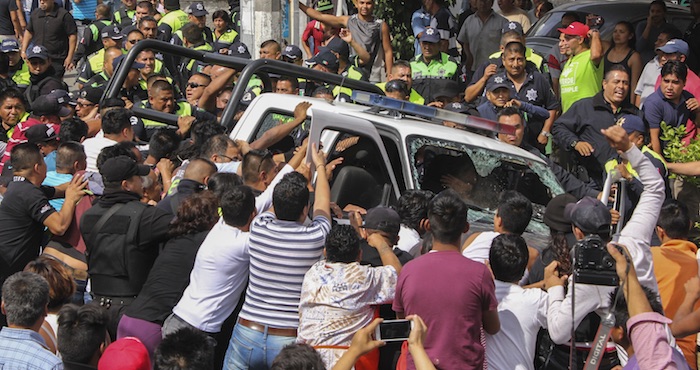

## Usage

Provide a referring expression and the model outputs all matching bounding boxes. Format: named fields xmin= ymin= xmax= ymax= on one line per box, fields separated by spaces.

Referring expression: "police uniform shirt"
xmin=0 ymin=178 xmax=56 ymax=276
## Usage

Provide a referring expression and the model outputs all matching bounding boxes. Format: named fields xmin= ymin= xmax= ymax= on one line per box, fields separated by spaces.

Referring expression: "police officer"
xmin=77 ymin=25 xmax=124 ymax=86
xmin=113 ymin=0 xmax=137 ymax=27
xmin=158 ymin=0 xmax=188 ymax=43
xmin=171 ymin=2 xmax=213 ymax=47
xmin=177 ymin=23 xmax=213 ymax=84
xmin=73 ymin=4 xmax=113 ymax=64
xmin=410 ymin=27 xmax=460 ymax=102
xmin=2 ymin=40 xmax=29 ymax=90
xmin=81 ymin=154 xmax=172 ymax=339
xmin=212 ymin=9 xmax=239 ymax=54
xmin=136 ymin=79 xmax=213 ymax=141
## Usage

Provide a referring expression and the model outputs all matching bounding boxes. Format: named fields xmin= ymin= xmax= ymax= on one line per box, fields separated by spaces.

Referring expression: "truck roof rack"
xmin=105 ymin=40 xmax=385 ymax=131
xmin=351 ymin=91 xmax=516 ymax=135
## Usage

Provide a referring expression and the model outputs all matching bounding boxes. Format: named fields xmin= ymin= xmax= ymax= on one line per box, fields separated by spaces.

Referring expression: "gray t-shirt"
xmin=457 ymin=11 xmax=508 ymax=71
xmin=347 ymin=14 xmax=384 ymax=82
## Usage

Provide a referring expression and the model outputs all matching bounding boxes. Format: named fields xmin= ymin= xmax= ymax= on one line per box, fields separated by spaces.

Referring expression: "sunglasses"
xmin=187 ymin=82 xmax=208 ymax=89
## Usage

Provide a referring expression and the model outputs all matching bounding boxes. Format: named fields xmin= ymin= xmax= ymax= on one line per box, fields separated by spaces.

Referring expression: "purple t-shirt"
xmin=393 ymin=250 xmax=498 ymax=370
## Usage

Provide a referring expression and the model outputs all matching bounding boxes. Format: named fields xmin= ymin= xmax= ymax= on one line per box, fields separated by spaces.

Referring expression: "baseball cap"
xmin=558 ymin=22 xmax=590 ymax=38
xmin=98 ymin=337 xmax=151 ymax=370
xmin=78 ymin=86 xmax=105 ymax=105
xmin=1 ymin=39 xmax=19 ymax=53
xmin=316 ymin=0 xmax=333 ymax=11
xmin=228 ymin=41 xmax=251 ymax=59
xmin=306 ymin=49 xmax=339 ymax=73
xmin=486 ymin=76 xmax=511 ymax=93
xmin=419 ymin=27 xmax=440 ymax=43
xmin=112 ymin=54 xmax=146 ymax=71
xmin=543 ymin=193 xmax=577 ymax=233
xmin=502 ymin=21 xmax=524 ymax=35
xmin=282 ymin=44 xmax=303 ymax=60
xmin=656 ymin=39 xmax=689 ymax=56
xmin=49 ymin=89 xmax=75 ymax=107
xmin=363 ymin=206 xmax=401 ymax=235
xmin=25 ymin=124 xmax=58 ymax=144
xmin=31 ymin=95 xmax=72 ymax=117
xmin=323 ymin=37 xmax=349 ymax=61
xmin=444 ymin=102 xmax=470 ymax=114
xmin=99 ymin=156 xmax=150 ymax=183
xmin=564 ymin=196 xmax=611 ymax=234
xmin=616 ymin=114 xmax=646 ymax=134
xmin=26 ymin=45 xmax=50 ymax=60
xmin=185 ymin=2 xmax=208 ymax=17
xmin=101 ymin=25 xmax=124 ymax=40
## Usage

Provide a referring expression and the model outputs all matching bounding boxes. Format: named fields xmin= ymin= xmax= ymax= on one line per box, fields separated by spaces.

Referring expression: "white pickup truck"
xmin=106 ymin=40 xmax=564 ymax=249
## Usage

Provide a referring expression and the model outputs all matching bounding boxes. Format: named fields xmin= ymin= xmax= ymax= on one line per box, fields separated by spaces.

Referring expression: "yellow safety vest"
xmin=376 ymin=82 xmax=425 ymax=105
xmin=141 ymin=100 xmax=193 ymax=128
xmin=604 ymin=146 xmax=667 ymax=178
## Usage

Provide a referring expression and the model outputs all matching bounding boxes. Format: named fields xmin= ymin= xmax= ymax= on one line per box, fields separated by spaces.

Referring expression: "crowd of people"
xmin=0 ymin=0 xmax=699 ymax=368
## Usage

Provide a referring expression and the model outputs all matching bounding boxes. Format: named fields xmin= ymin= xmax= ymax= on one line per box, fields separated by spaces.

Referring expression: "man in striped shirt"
xmin=225 ymin=147 xmax=331 ymax=370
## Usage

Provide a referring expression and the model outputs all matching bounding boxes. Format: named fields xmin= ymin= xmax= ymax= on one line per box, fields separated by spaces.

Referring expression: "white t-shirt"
xmin=82 ymin=134 xmax=117 ymax=173
xmin=396 ymin=225 xmax=421 ymax=257
xmin=172 ymin=218 xmax=250 ymax=333
xmin=486 ymin=280 xmax=548 ymax=370
xmin=462 ymin=231 xmax=500 ymax=263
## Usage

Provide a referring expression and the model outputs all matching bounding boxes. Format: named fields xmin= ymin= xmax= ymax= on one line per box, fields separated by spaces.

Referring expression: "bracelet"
xmin=540 ymin=131 xmax=552 ymax=138
xmin=316 ymin=165 xmax=325 ymax=171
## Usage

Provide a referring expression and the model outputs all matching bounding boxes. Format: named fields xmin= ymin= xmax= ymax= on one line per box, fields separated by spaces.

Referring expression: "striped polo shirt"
xmin=239 ymin=212 xmax=331 ymax=329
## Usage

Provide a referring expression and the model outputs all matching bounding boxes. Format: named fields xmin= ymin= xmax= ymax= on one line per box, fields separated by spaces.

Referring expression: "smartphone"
xmin=375 ymin=319 xmax=413 ymax=342
xmin=587 ymin=16 xmax=604 ymax=28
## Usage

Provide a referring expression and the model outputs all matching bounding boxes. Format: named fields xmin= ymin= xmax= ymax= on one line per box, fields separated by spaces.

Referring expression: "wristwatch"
xmin=540 ymin=131 xmax=552 ymax=138
xmin=570 ymin=140 xmax=579 ymax=149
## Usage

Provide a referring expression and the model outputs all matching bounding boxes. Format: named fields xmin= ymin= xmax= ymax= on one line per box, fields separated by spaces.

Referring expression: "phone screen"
xmin=378 ymin=320 xmax=412 ymax=341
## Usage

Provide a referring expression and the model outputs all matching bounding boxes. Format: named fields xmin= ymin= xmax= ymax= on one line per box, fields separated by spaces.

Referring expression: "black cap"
xmin=240 ymin=88 xmax=257 ymax=106
xmin=185 ymin=2 xmax=208 ymax=16
xmin=323 ymin=37 xmax=349 ymax=61
xmin=444 ymin=102 xmax=470 ymax=114
xmin=306 ymin=49 xmax=339 ymax=73
xmin=486 ymin=76 xmax=511 ymax=92
xmin=31 ymin=95 xmax=72 ymax=117
xmin=78 ymin=86 xmax=105 ymax=105
xmin=543 ymin=193 xmax=578 ymax=232
xmin=26 ymin=45 xmax=50 ymax=60
xmin=48 ymin=89 xmax=74 ymax=107
xmin=363 ymin=206 xmax=401 ymax=235
xmin=100 ymin=155 xmax=151 ymax=183
xmin=25 ymin=124 xmax=58 ymax=144
xmin=565 ymin=196 xmax=611 ymax=234
xmin=228 ymin=41 xmax=251 ymax=59
xmin=101 ymin=25 xmax=124 ymax=40
xmin=282 ymin=44 xmax=303 ymax=60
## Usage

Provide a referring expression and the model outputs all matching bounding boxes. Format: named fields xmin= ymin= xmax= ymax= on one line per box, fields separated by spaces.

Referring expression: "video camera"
xmin=573 ymin=235 xmax=621 ymax=286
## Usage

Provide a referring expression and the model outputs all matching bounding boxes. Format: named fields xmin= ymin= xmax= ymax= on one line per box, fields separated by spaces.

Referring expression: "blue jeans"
xmin=224 ymin=323 xmax=295 ymax=370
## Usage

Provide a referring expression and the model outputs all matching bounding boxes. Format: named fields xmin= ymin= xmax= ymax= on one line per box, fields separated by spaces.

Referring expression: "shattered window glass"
xmin=407 ymin=135 xmax=564 ymax=247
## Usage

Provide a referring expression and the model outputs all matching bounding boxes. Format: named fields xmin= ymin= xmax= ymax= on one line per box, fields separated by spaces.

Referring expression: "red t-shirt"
xmin=302 ymin=20 xmax=325 ymax=56
xmin=393 ymin=250 xmax=498 ymax=370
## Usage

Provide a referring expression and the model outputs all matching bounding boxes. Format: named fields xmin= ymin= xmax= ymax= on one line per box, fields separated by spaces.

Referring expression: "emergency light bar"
xmin=352 ymin=91 xmax=516 ymax=136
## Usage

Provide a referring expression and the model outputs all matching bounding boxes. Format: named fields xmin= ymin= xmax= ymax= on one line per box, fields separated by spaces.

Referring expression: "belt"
xmin=238 ymin=318 xmax=297 ymax=337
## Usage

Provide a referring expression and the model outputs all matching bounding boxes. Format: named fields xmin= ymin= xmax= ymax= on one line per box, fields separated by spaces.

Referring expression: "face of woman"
xmin=612 ymin=24 xmax=632 ymax=45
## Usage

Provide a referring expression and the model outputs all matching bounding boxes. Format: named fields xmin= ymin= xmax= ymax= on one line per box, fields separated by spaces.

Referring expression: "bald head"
xmin=184 ymin=158 xmax=217 ymax=184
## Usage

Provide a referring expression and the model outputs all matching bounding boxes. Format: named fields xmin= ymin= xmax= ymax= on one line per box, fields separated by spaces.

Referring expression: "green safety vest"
xmin=89 ymin=20 xmax=113 ymax=42
xmin=87 ymin=49 xmax=105 ymax=74
xmin=375 ymin=82 xmax=425 ymax=105
xmin=114 ymin=8 xmax=136 ymax=26
xmin=185 ymin=44 xmax=213 ymax=72
xmin=11 ymin=62 xmax=30 ymax=88
xmin=138 ymin=71 xmax=172 ymax=91
xmin=604 ymin=146 xmax=667 ymax=178
xmin=159 ymin=9 xmax=189 ymax=33
xmin=213 ymin=29 xmax=238 ymax=48
xmin=141 ymin=100 xmax=193 ymax=128
xmin=410 ymin=53 xmax=458 ymax=80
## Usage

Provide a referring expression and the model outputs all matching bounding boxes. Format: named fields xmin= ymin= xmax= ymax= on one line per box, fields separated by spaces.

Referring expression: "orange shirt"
xmin=652 ymin=239 xmax=699 ymax=370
